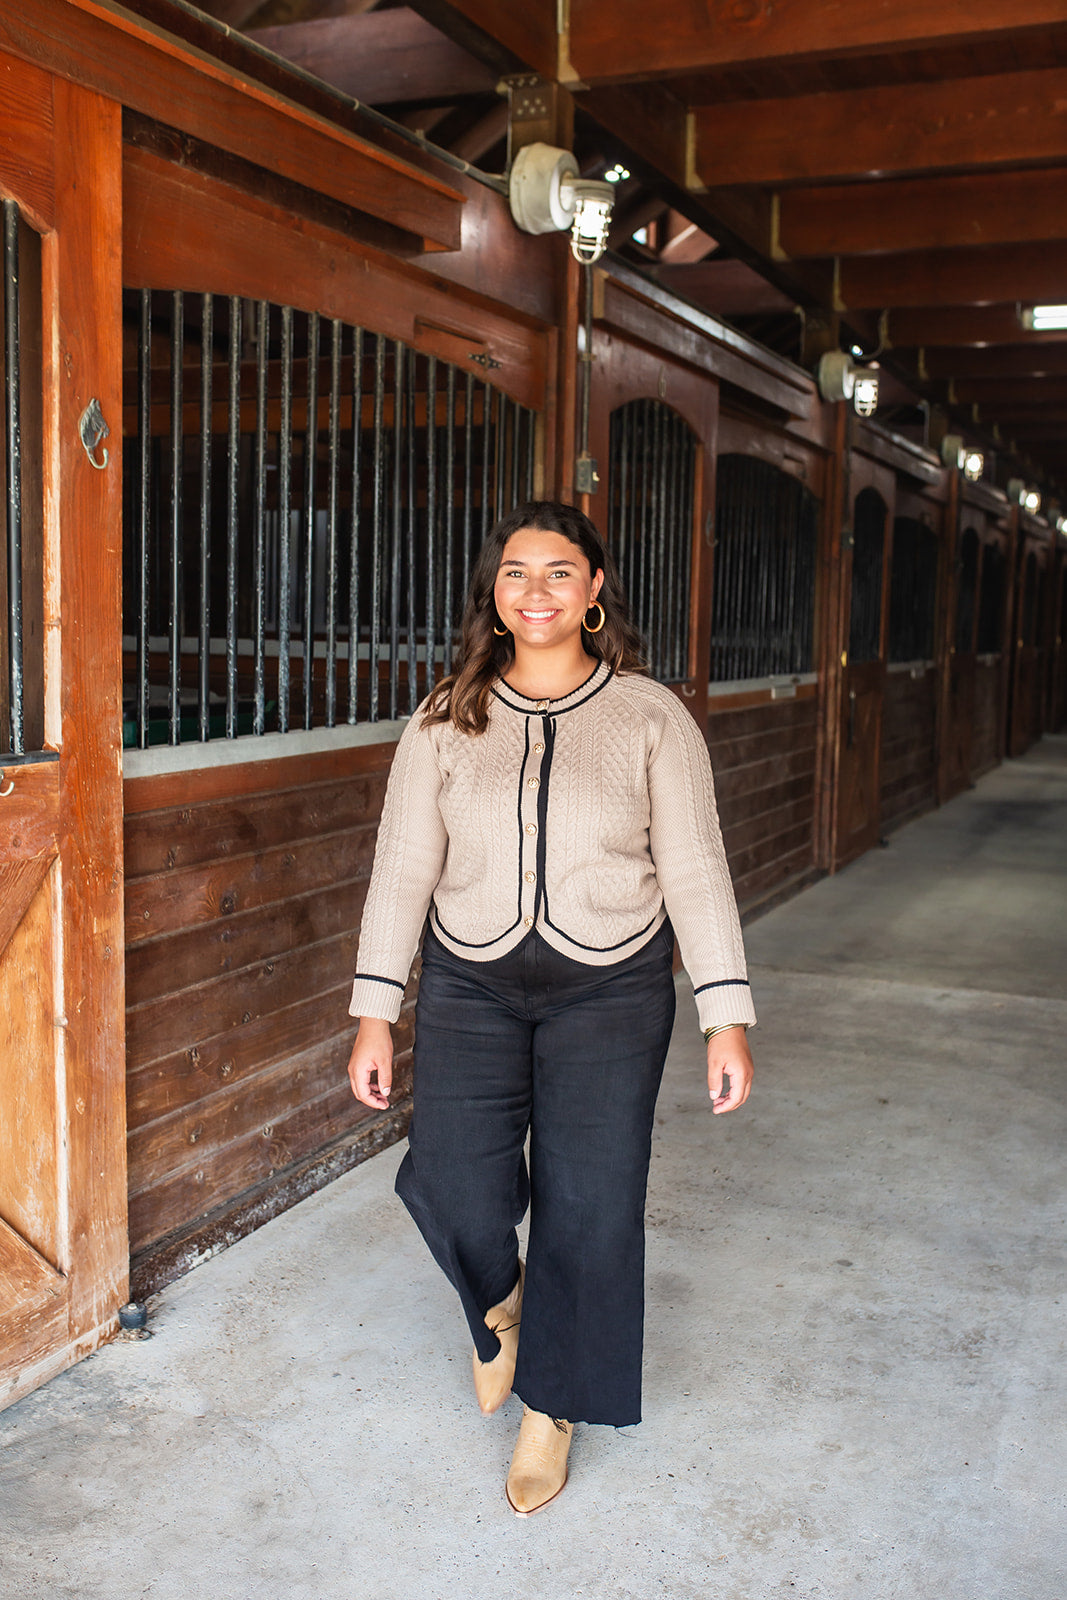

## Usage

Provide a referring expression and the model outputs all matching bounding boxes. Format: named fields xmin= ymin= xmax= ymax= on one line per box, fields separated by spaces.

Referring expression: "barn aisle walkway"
xmin=3 ymin=739 xmax=1065 ymax=1600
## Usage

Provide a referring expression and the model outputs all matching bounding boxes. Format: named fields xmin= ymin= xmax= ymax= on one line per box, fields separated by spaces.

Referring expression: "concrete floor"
xmin=3 ymin=740 xmax=1065 ymax=1600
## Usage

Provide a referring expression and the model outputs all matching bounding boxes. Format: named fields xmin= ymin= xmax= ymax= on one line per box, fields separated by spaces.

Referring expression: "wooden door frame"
xmin=0 ymin=62 xmax=127 ymax=1410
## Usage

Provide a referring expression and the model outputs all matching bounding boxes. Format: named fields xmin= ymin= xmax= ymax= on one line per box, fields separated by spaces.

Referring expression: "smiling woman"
xmin=345 ymin=500 xmax=755 ymax=1516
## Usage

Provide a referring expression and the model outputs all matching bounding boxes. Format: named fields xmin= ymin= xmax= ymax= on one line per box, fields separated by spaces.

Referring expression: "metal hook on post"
xmin=0 ymin=770 xmax=14 ymax=797
xmin=79 ymin=398 xmax=110 ymax=470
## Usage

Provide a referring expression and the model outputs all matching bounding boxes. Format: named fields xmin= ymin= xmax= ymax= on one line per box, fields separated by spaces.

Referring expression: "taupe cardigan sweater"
xmin=349 ymin=661 xmax=756 ymax=1032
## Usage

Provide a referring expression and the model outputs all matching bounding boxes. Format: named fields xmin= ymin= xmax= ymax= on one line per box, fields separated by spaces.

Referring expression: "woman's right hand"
xmin=347 ymin=1017 xmax=394 ymax=1109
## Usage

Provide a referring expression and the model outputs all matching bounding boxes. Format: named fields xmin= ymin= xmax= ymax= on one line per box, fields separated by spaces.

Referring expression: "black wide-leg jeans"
xmin=395 ymin=919 xmax=677 ymax=1427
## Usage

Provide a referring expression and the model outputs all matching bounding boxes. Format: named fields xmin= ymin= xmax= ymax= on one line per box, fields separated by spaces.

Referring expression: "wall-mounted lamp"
xmin=1021 ymin=304 xmax=1067 ymax=331
xmin=940 ymin=435 xmax=985 ymax=480
xmin=509 ymin=143 xmax=616 ymax=264
xmin=816 ymin=350 xmax=879 ymax=416
xmin=1008 ymin=478 xmax=1042 ymax=513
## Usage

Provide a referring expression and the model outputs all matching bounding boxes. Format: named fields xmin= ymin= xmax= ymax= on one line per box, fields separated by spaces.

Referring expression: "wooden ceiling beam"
xmin=916 ymin=345 xmax=1067 ymax=380
xmin=954 ymin=377 xmax=1067 ymax=405
xmin=838 ymin=243 xmax=1067 ymax=311
xmin=567 ymin=0 xmax=1066 ymax=84
xmin=248 ymin=10 xmax=498 ymax=104
xmin=405 ymin=0 xmax=557 ymax=81
xmin=885 ymin=307 xmax=1067 ymax=349
xmin=778 ymin=168 xmax=1067 ymax=259
xmin=691 ymin=68 xmax=1067 ymax=189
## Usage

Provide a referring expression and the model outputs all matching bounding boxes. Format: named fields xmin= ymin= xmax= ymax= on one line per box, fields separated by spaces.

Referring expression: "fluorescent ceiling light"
xmin=1023 ymin=305 xmax=1067 ymax=331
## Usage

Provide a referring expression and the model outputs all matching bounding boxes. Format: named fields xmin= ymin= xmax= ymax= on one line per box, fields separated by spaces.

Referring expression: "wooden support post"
xmin=813 ymin=400 xmax=849 ymax=870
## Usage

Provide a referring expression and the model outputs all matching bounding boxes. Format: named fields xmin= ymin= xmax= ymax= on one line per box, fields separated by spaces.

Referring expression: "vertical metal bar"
xmin=509 ymin=390 xmax=520 ymax=509
xmin=369 ymin=332 xmax=385 ymax=722
xmin=494 ymin=392 xmax=508 ymax=519
xmin=277 ymin=305 xmax=293 ymax=732
xmin=347 ymin=324 xmax=364 ymax=724
xmin=443 ymin=364 xmax=456 ymax=673
xmin=168 ymin=289 xmax=184 ymax=745
xmin=389 ymin=338 xmax=404 ymax=720
xmin=525 ymin=403 xmax=536 ymax=500
xmin=136 ymin=288 xmax=152 ymax=748
xmin=618 ymin=404 xmax=631 ymax=596
xmin=425 ymin=354 xmax=438 ymax=692
xmin=197 ymin=293 xmax=214 ymax=741
xmin=302 ymin=311 xmax=320 ymax=729
xmin=253 ymin=300 xmax=269 ymax=735
xmin=480 ymin=380 xmax=492 ymax=537
xmin=462 ymin=372 xmax=475 ymax=597
xmin=405 ymin=347 xmax=418 ymax=713
xmin=225 ymin=297 xmax=240 ymax=737
xmin=325 ymin=317 xmax=341 ymax=727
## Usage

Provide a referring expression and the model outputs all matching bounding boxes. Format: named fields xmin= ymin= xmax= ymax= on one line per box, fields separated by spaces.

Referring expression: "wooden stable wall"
xmin=123 ymin=745 xmax=412 ymax=1292
xmin=881 ymin=665 xmax=938 ymax=832
xmin=708 ymin=692 xmax=820 ymax=910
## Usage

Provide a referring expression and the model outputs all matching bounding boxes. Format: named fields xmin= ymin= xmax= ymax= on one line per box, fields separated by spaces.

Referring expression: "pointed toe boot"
xmin=504 ymin=1406 xmax=573 ymax=1516
xmin=472 ymin=1262 xmax=524 ymax=1416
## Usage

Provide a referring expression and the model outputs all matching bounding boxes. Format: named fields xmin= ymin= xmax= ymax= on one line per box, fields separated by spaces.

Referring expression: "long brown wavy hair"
xmin=424 ymin=501 xmax=648 ymax=734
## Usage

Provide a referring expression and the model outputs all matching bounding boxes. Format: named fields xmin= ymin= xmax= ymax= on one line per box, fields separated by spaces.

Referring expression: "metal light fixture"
xmin=1023 ymin=488 xmax=1042 ymax=514
xmin=941 ymin=435 xmax=985 ymax=480
xmin=508 ymin=143 xmax=616 ymax=264
xmin=963 ymin=450 xmax=985 ymax=482
xmin=1008 ymin=478 xmax=1042 ymax=513
xmin=816 ymin=350 xmax=879 ymax=415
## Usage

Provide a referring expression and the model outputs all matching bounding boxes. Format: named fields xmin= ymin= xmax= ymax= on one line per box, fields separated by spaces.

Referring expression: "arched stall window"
xmin=976 ymin=543 xmax=1006 ymax=654
xmin=955 ymin=528 xmax=980 ymax=654
xmin=888 ymin=517 xmax=938 ymax=663
xmin=849 ymin=487 xmax=888 ymax=664
xmin=709 ymin=454 xmax=818 ymax=681
xmin=607 ymin=398 xmax=697 ymax=683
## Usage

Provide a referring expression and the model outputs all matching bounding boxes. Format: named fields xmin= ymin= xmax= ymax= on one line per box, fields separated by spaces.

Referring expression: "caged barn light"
xmin=816 ymin=350 xmax=880 ymax=416
xmin=508 ymin=143 xmax=617 ymax=264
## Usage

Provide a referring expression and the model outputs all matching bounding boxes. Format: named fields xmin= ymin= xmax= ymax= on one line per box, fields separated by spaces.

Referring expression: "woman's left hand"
xmin=707 ymin=1026 xmax=754 ymax=1114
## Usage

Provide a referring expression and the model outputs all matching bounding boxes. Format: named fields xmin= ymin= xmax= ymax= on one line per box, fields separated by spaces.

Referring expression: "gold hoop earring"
xmin=583 ymin=601 xmax=606 ymax=635
xmin=493 ymin=621 xmax=509 ymax=637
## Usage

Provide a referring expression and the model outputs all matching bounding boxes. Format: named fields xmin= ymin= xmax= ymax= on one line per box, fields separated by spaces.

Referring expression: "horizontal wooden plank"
xmin=0 ymin=49 xmax=54 ymax=226
xmin=126 ymin=824 xmax=377 ymax=944
xmin=568 ymin=0 xmax=1066 ymax=83
xmin=129 ymin=1030 xmax=363 ymax=1200
xmin=718 ymin=772 xmax=818 ymax=834
xmin=721 ymin=793 xmax=815 ymax=858
xmin=733 ymin=842 xmax=816 ymax=909
xmin=126 ymin=927 xmax=360 ymax=1068
xmin=123 ymin=737 xmax=396 ymax=816
xmin=127 ymin=987 xmax=415 ymax=1131
xmin=123 ymin=148 xmax=545 ymax=412
xmin=724 ymin=819 xmax=814 ymax=885
xmin=716 ymin=744 xmax=818 ymax=809
xmin=126 ymin=876 xmax=370 ymax=1006
xmin=692 ymin=68 xmax=1067 ymax=188
xmin=125 ymin=772 xmax=388 ymax=879
xmin=128 ymin=1063 xmax=411 ymax=1255
xmin=0 ymin=0 xmax=463 ymax=249
xmin=705 ymin=694 xmax=818 ymax=746
xmin=707 ymin=709 xmax=818 ymax=771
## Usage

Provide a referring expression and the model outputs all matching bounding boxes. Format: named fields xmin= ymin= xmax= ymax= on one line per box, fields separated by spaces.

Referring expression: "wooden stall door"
xmin=0 ymin=60 xmax=126 ymax=1407
xmin=1008 ymin=536 xmax=1048 ymax=757
xmin=940 ymin=520 xmax=981 ymax=799
xmin=835 ymin=461 xmax=894 ymax=866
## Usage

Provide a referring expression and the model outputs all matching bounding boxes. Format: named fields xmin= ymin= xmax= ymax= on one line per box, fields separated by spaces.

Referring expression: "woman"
xmin=347 ymin=500 xmax=754 ymax=1516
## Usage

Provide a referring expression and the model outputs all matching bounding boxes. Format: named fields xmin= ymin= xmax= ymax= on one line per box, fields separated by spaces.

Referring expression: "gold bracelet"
xmin=703 ymin=1023 xmax=747 ymax=1042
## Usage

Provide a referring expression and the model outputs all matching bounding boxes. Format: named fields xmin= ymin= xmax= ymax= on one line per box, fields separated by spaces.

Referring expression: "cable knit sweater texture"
xmin=349 ymin=661 xmax=756 ymax=1032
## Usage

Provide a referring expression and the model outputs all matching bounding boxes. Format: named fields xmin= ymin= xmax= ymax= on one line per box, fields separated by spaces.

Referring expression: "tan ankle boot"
xmin=472 ymin=1262 xmax=524 ymax=1416
xmin=505 ymin=1406 xmax=573 ymax=1516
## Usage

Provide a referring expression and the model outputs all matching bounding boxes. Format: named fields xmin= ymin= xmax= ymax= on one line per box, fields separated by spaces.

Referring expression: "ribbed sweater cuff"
xmin=694 ymin=979 xmax=757 ymax=1032
xmin=349 ymin=976 xmax=405 ymax=1025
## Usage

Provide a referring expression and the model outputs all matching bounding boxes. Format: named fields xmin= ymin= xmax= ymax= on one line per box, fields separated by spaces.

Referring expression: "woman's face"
xmin=494 ymin=528 xmax=604 ymax=653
